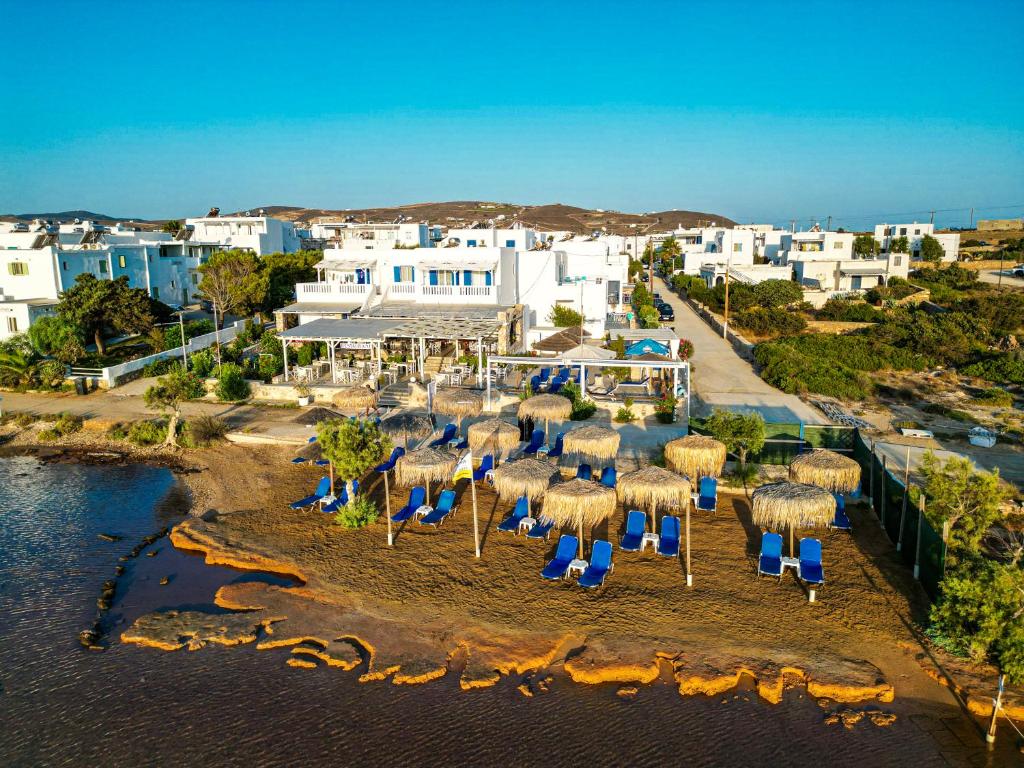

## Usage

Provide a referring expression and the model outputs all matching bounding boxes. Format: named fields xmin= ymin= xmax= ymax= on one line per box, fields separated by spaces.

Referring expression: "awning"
xmin=276 ymin=301 xmax=360 ymax=315
xmin=562 ymin=343 xmax=616 ymax=360
xmin=315 ymin=257 xmax=377 ymax=270
xmin=839 ymin=265 xmax=888 ymax=276
xmin=626 ymin=339 xmax=671 ymax=357
xmin=416 ymin=258 xmax=497 ymax=270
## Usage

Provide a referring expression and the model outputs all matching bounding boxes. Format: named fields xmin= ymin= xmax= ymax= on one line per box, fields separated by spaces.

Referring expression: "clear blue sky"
xmin=2 ymin=0 xmax=1022 ymax=228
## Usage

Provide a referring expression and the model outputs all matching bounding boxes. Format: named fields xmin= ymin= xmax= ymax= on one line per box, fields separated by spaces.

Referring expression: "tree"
xmin=890 ymin=235 xmax=909 ymax=254
xmin=261 ymin=250 xmax=320 ymax=313
xmin=0 ymin=349 xmax=42 ymax=388
xmin=753 ymin=279 xmax=803 ymax=308
xmin=161 ymin=220 xmax=181 ymax=234
xmin=659 ymin=236 xmax=681 ymax=272
xmin=919 ymin=452 xmax=1006 ymax=559
xmin=27 ymin=316 xmax=85 ymax=364
xmin=638 ymin=305 xmax=660 ymax=328
xmin=548 ymin=304 xmax=583 ymax=327
xmin=317 ymin=418 xmax=392 ymax=501
xmin=631 ymin=283 xmax=654 ymax=308
xmin=704 ymin=408 xmax=765 ymax=475
xmin=197 ymin=250 xmax=268 ymax=328
xmin=143 ymin=365 xmax=205 ymax=447
xmin=57 ymin=274 xmax=155 ymax=355
xmin=853 ymin=234 xmax=881 ymax=258
xmin=919 ymin=234 xmax=945 ymax=263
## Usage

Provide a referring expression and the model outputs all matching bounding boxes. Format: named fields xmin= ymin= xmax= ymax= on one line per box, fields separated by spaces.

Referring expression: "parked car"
xmin=658 ymin=305 xmax=675 ymax=321
xmin=653 ymin=292 xmax=662 ymax=300
xmin=1013 ymin=264 xmax=1024 ymax=278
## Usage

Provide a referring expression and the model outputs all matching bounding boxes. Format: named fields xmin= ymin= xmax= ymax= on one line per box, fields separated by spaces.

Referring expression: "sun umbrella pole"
xmin=577 ymin=519 xmax=584 ymax=559
xmin=789 ymin=525 xmax=795 ymax=558
xmin=471 ymin=474 xmax=480 ymax=558
xmin=329 ymin=462 xmax=335 ymax=496
xmin=384 ymin=471 xmax=393 ymax=546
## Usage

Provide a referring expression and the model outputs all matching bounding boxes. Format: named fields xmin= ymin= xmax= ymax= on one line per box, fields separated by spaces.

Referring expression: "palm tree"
xmin=0 ymin=350 xmax=40 ymax=387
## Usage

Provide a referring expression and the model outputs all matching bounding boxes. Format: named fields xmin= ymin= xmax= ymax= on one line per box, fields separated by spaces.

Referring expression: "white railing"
xmin=296 ymin=282 xmax=372 ymax=301
xmin=422 ymin=285 xmax=454 ymax=296
xmin=389 ymin=283 xmax=415 ymax=296
xmin=459 ymin=285 xmax=493 ymax=297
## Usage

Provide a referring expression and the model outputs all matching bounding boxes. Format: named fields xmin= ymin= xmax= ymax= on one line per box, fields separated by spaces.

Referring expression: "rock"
xmin=517 ymin=683 xmax=534 ymax=697
xmin=159 ymin=577 xmax=170 ymax=586
xmin=98 ymin=533 xmax=122 ymax=542
xmin=114 ymin=565 xmax=125 ymax=576
xmin=816 ymin=698 xmax=834 ymax=709
xmin=840 ymin=709 xmax=864 ymax=729
xmin=617 ymin=686 xmax=638 ymax=699
xmin=96 ymin=597 xmax=111 ymax=611
xmin=824 ymin=714 xmax=841 ymax=726
xmin=867 ymin=711 xmax=897 ymax=727
xmin=286 ymin=657 xmax=317 ymax=669
xmin=146 ymin=550 xmax=159 ymax=557
xmin=78 ymin=629 xmax=99 ymax=647
xmin=118 ymin=556 xmax=129 ymax=562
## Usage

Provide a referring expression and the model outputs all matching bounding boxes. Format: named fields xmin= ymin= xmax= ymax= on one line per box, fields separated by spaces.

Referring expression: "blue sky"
xmin=2 ymin=0 xmax=1022 ymax=228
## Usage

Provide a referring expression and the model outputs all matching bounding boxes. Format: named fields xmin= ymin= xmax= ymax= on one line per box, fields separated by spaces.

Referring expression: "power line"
xmin=737 ymin=202 xmax=1024 ymax=229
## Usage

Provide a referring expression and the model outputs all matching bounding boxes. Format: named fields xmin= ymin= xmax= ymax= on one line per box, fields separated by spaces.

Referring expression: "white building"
xmin=443 ymin=227 xmax=537 ymax=251
xmin=309 ymin=221 xmax=440 ymax=249
xmin=184 ymin=214 xmax=300 ymax=255
xmin=873 ymin=223 xmax=959 ymax=262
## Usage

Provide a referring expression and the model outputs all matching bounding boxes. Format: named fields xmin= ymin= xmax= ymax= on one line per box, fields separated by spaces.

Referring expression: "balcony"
xmin=421 ymin=285 xmax=495 ymax=301
xmin=295 ymin=281 xmax=372 ymax=303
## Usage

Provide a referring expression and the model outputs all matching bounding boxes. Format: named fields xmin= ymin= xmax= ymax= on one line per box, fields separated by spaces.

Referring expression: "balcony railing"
xmin=296 ymin=282 xmax=372 ymax=302
xmin=421 ymin=285 xmax=494 ymax=299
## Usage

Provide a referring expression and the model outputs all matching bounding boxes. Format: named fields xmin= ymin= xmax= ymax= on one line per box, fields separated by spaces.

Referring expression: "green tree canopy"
xmin=261 ymin=250 xmax=321 ymax=313
xmin=919 ymin=234 xmax=945 ymax=263
xmin=890 ymin=235 xmax=909 ymax=253
xmin=143 ymin=365 xmax=205 ymax=447
xmin=638 ymin=305 xmax=660 ymax=328
xmin=853 ymin=234 xmax=881 ymax=257
xmin=57 ymin=274 xmax=156 ymax=355
xmin=197 ymin=250 xmax=268 ymax=327
xmin=27 ymin=316 xmax=86 ymax=364
xmin=919 ymin=452 xmax=1006 ymax=560
xmin=659 ymin=236 xmax=681 ymax=259
xmin=161 ymin=220 xmax=181 ymax=234
xmin=704 ymin=408 xmax=766 ymax=471
xmin=753 ymin=279 xmax=803 ymax=308
xmin=317 ymin=418 xmax=392 ymax=501
xmin=548 ymin=304 xmax=583 ymax=327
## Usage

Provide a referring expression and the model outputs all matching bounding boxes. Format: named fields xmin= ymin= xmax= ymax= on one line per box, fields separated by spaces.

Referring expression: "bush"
xmin=548 ymin=304 xmax=583 ymax=327
xmin=127 ymin=419 xmax=168 ymax=446
xmin=558 ymin=380 xmax=597 ymax=421
xmin=296 ymin=343 xmax=314 ymax=367
xmin=142 ymin=358 xmax=179 ymax=377
xmin=731 ymin=307 xmax=807 ymax=338
xmin=961 ymin=352 xmax=1024 ymax=386
xmin=752 ymin=279 xmax=803 ymax=308
xmin=14 ymin=412 xmax=38 ymax=428
xmin=971 ymin=387 xmax=1014 ymax=407
xmin=106 ymin=422 xmax=129 ymax=441
xmin=190 ymin=349 xmax=215 ymax=378
xmin=654 ymin=394 xmax=677 ymax=423
xmin=817 ymin=299 xmax=883 ymax=322
xmin=614 ymin=397 xmax=636 ymax=423
xmin=677 ymin=339 xmax=694 ymax=360
xmin=185 ymin=415 xmax=229 ymax=446
xmin=37 ymin=428 xmax=61 ymax=441
xmin=332 ymin=495 xmax=380 ymax=529
xmin=754 ymin=341 xmax=874 ymax=400
xmin=215 ymin=363 xmax=251 ymax=402
xmin=53 ymin=412 xmax=83 ymax=435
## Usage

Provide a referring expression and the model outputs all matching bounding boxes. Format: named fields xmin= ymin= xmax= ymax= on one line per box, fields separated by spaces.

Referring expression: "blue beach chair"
xmin=538 ymin=367 xmax=551 ymax=384
xmin=526 ymin=516 xmax=555 ymax=541
xmin=619 ymin=510 xmax=646 ymax=552
xmin=658 ymin=516 xmax=681 ymax=557
xmin=576 ymin=463 xmax=592 ymax=481
xmin=420 ymin=490 xmax=457 ymax=527
xmin=798 ymin=538 xmax=824 ymax=586
xmin=541 ymin=535 xmax=579 ymax=580
xmin=831 ymin=494 xmax=851 ymax=531
xmin=291 ymin=456 xmax=307 ymax=465
xmin=548 ymin=379 xmax=564 ymax=395
xmin=758 ymin=532 xmax=784 ymax=578
xmin=473 ymin=454 xmax=494 ymax=482
xmin=374 ymin=446 xmax=405 ymax=473
xmin=523 ymin=428 xmax=546 ymax=455
xmin=392 ymin=486 xmax=426 ymax=523
xmin=290 ymin=477 xmax=331 ymax=511
xmin=497 ymin=496 xmax=529 ymax=533
xmin=546 ymin=432 xmax=565 ymax=459
xmin=429 ymin=423 xmax=457 ymax=447
xmin=578 ymin=540 xmax=614 ymax=589
xmin=695 ymin=477 xmax=718 ymax=514
xmin=307 ymin=435 xmax=317 ymax=443
xmin=599 ymin=466 xmax=617 ymax=489
xmin=529 ymin=375 xmax=541 ymax=392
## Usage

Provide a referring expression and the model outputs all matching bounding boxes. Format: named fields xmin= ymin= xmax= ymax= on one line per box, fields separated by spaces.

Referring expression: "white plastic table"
xmin=518 ymin=517 xmax=536 ymax=534
xmin=566 ymin=559 xmax=588 ymax=579
xmin=781 ymin=556 xmax=799 ymax=573
xmin=537 ymin=445 xmax=550 ymax=456
xmin=414 ymin=505 xmax=433 ymax=519
xmin=640 ymin=532 xmax=660 ymax=552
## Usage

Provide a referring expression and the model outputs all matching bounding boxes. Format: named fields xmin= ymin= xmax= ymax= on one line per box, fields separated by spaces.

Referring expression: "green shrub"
xmin=752 ymin=279 xmax=803 ymax=308
xmin=558 ymin=380 xmax=597 ymax=420
xmin=961 ymin=352 xmax=1024 ymax=386
xmin=127 ymin=419 xmax=168 ymax=446
xmin=13 ymin=412 xmax=38 ymax=428
xmin=142 ymin=358 xmax=178 ymax=377
xmin=185 ymin=415 xmax=229 ymax=446
xmin=215 ymin=363 xmax=251 ymax=402
xmin=972 ymin=387 xmax=1014 ymax=407
xmin=38 ymin=428 xmax=61 ymax=441
xmin=548 ymin=304 xmax=583 ymax=327
xmin=732 ymin=307 xmax=807 ymax=338
xmin=332 ymin=495 xmax=380 ymax=529
xmin=106 ymin=422 xmax=129 ymax=441
xmin=53 ymin=412 xmax=83 ymax=435
xmin=296 ymin=343 xmax=314 ymax=367
xmin=614 ymin=397 xmax=636 ymax=423
xmin=817 ymin=299 xmax=883 ymax=322
xmin=189 ymin=349 xmax=215 ymax=379
xmin=654 ymin=394 xmax=677 ymax=423
xmin=754 ymin=341 xmax=874 ymax=400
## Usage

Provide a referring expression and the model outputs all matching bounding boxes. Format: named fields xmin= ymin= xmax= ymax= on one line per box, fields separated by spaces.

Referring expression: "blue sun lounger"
xmin=529 ymin=375 xmax=541 ymax=392
xmin=291 ymin=456 xmax=307 ymax=464
xmin=538 ymin=367 xmax=551 ymax=384
xmin=526 ymin=516 xmax=555 ymax=540
xmin=578 ymin=540 xmax=613 ymax=588
xmin=314 ymin=459 xmax=331 ymax=466
xmin=429 ymin=423 xmax=457 ymax=447
xmin=523 ymin=428 xmax=545 ymax=455
xmin=548 ymin=379 xmax=564 ymax=395
xmin=498 ymin=496 xmax=529 ymax=532
xmin=392 ymin=486 xmax=426 ymax=523
xmin=473 ymin=454 xmax=494 ymax=482
xmin=374 ymin=446 xmax=405 ymax=473
xmin=290 ymin=476 xmax=331 ymax=511
xmin=831 ymin=494 xmax=851 ymax=531
xmin=758 ymin=532 xmax=784 ymax=578
xmin=658 ymin=515 xmax=681 ymax=557
xmin=576 ymin=463 xmax=592 ymax=481
xmin=308 ymin=435 xmax=317 ymax=443
xmin=321 ymin=479 xmax=360 ymax=514
xmin=694 ymin=476 xmax=718 ymax=514
xmin=546 ymin=432 xmax=565 ymax=459
xmin=619 ymin=510 xmax=646 ymax=551
xmin=599 ymin=466 xmax=616 ymax=489
xmin=541 ymin=535 xmax=579 ymax=580
xmin=798 ymin=538 xmax=824 ymax=586
xmin=420 ymin=490 xmax=457 ymax=527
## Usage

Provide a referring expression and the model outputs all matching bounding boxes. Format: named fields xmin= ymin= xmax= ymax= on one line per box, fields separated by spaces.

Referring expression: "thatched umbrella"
xmin=563 ymin=424 xmax=620 ymax=467
xmin=408 ymin=380 xmax=429 ymax=409
xmin=331 ymin=385 xmax=378 ymax=413
xmin=394 ymin=447 xmax=458 ymax=505
xmin=789 ymin=449 xmax=861 ymax=494
xmin=433 ymin=388 xmax=483 ymax=436
xmin=379 ymin=410 xmax=433 ymax=448
xmin=542 ymin=478 xmax=618 ymax=559
xmin=664 ymin=435 xmax=727 ymax=480
xmin=618 ymin=466 xmax=694 ymax=585
xmin=492 ymin=457 xmax=559 ymax=511
xmin=518 ymin=393 xmax=571 ymax=437
xmin=751 ymin=481 xmax=836 ymax=556
xmin=467 ymin=417 xmax=521 ymax=459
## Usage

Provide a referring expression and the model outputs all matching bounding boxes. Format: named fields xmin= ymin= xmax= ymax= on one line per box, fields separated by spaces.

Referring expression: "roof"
xmin=315 ymin=257 xmax=377 ymax=270
xmin=532 ymin=327 xmax=591 ymax=353
xmin=279 ymin=318 xmax=403 ymax=341
xmin=626 ymin=338 xmax=671 ymax=356
xmin=840 ymin=265 xmax=888 ymax=275
xmin=359 ymin=303 xmax=508 ymax=320
xmin=276 ymin=301 xmax=360 ymax=315
xmin=561 ymin=343 xmax=616 ymax=360
xmin=607 ymin=327 xmax=680 ymax=342
xmin=279 ymin=316 xmax=502 ymax=342
xmin=0 ymin=297 xmax=59 ymax=307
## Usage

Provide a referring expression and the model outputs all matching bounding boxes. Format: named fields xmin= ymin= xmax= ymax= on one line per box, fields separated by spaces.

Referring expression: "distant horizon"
xmin=2 ymin=0 xmax=1021 ymax=231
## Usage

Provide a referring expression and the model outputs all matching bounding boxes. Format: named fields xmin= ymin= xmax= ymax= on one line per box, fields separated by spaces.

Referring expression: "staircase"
xmin=378 ymin=379 xmax=412 ymax=409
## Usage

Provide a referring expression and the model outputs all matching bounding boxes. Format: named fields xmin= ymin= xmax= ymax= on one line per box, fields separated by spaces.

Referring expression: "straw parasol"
xmin=394 ymin=447 xmax=458 ymax=505
xmin=379 ymin=410 xmax=433 ymax=448
xmin=618 ymin=466 xmax=694 ymax=584
xmin=563 ymin=424 xmax=620 ymax=467
xmin=467 ymin=417 xmax=521 ymax=458
xmin=541 ymin=478 xmax=618 ymax=558
xmin=518 ymin=393 xmax=572 ymax=436
xmin=433 ymin=388 xmax=483 ymax=435
xmin=664 ymin=435 xmax=727 ymax=480
xmin=491 ymin=457 xmax=559 ymax=506
xmin=408 ymin=380 xmax=429 ymax=408
xmin=331 ymin=385 xmax=378 ymax=412
xmin=751 ymin=481 xmax=836 ymax=556
xmin=789 ymin=449 xmax=861 ymax=494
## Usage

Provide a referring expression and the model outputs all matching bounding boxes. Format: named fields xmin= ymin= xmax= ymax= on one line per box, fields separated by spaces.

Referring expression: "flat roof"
xmin=606 ymin=327 xmax=680 ymax=342
xmin=279 ymin=316 xmax=502 ymax=342
xmin=840 ymin=265 xmax=888 ymax=275
xmin=276 ymin=301 xmax=361 ymax=315
xmin=279 ymin=318 xmax=403 ymax=342
xmin=359 ymin=303 xmax=508 ymax=320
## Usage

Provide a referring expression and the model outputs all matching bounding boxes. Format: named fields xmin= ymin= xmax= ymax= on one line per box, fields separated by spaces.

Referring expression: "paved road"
xmin=654 ymin=276 xmax=822 ymax=423
xmin=976 ymin=268 xmax=1024 ymax=289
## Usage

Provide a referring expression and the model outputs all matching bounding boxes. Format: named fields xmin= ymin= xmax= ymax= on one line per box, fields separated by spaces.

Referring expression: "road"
xmin=976 ymin=269 xmax=1024 ymax=289
xmin=654 ymin=276 xmax=821 ymax=423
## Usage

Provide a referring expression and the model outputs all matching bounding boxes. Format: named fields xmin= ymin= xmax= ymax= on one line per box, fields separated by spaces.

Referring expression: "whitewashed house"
xmin=184 ymin=214 xmax=300 ymax=255
xmin=309 ymin=221 xmax=440 ymax=249
xmin=873 ymin=222 xmax=959 ymax=262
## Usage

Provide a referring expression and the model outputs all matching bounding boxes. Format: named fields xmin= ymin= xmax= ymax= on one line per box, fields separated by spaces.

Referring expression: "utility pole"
xmin=722 ymin=264 xmax=730 ymax=340
xmin=648 ymin=237 xmax=654 ymax=287
xmin=929 ymin=210 xmax=935 ymax=225
xmin=826 ymin=215 xmax=832 ymax=231
xmin=178 ymin=311 xmax=188 ymax=369
xmin=969 ymin=207 xmax=974 ymax=229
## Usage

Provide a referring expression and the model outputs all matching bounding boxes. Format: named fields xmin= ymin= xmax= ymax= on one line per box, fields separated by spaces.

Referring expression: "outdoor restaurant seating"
xmin=798 ymin=538 xmax=825 ymax=586
xmin=392 ymin=486 xmax=426 ymax=523
xmin=757 ymin=532 xmax=784 ymax=578
xmin=619 ymin=510 xmax=646 ymax=552
xmin=429 ymin=423 xmax=457 ymax=447
xmin=599 ymin=466 xmax=616 ymax=489
xmin=472 ymin=454 xmax=494 ymax=482
xmin=497 ymin=496 xmax=529 ymax=532
xmin=419 ymin=490 xmax=457 ymax=527
xmin=523 ymin=428 xmax=546 ymax=455
xmin=831 ymin=494 xmax=851 ymax=531
xmin=374 ymin=447 xmax=405 ymax=473
xmin=290 ymin=477 xmax=331 ymax=511
xmin=578 ymin=540 xmax=614 ymax=589
xmin=541 ymin=535 xmax=579 ymax=580
xmin=658 ymin=516 xmax=681 ymax=557
xmin=546 ymin=432 xmax=565 ymax=458
xmin=694 ymin=476 xmax=718 ymax=514
xmin=575 ymin=464 xmax=592 ymax=481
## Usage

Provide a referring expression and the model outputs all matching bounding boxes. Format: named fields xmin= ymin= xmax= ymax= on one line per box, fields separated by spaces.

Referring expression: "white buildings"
xmin=185 ymin=214 xmax=300 ymax=255
xmin=443 ymin=227 xmax=537 ymax=251
xmin=873 ymin=223 xmax=959 ymax=262
xmin=309 ymin=221 xmax=440 ymax=249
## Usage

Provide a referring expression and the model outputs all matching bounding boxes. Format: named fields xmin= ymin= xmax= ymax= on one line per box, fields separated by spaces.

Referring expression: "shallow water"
xmin=0 ymin=456 xmax=1009 ymax=767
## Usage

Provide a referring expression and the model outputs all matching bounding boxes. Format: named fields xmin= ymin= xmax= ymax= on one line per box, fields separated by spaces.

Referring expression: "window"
xmin=899 ymin=228 xmax=907 ymax=236
xmin=833 ymin=240 xmax=843 ymax=249
xmin=914 ymin=229 xmax=920 ymax=235
xmin=170 ymin=280 xmax=176 ymax=289
xmin=733 ymin=243 xmax=742 ymax=252
xmin=467 ymin=240 xmax=477 ymax=247
xmin=98 ymin=262 xmax=108 ymax=274
xmin=505 ymin=239 xmax=516 ymax=248
xmin=7 ymin=262 xmax=28 ymax=276
xmin=191 ymin=273 xmax=198 ymax=285
xmin=393 ymin=265 xmax=415 ymax=283
xmin=118 ymin=254 xmax=126 ymax=268
xmin=893 ymin=256 xmax=902 ymax=266
xmin=6 ymin=317 xmax=17 ymax=333
xmin=152 ymin=287 xmax=160 ymax=299
xmin=62 ymin=261 xmax=68 ymax=271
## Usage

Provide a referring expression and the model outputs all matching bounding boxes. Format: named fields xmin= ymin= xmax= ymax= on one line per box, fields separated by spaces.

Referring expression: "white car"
xmin=1012 ymin=264 xmax=1024 ymax=278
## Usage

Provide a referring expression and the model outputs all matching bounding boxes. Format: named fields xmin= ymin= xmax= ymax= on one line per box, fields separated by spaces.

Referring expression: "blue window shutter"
xmin=485 ymin=271 xmax=492 ymax=286
xmin=355 ymin=269 xmax=364 ymax=284
xmin=410 ymin=266 xmax=415 ymax=281
xmin=393 ymin=266 xmax=401 ymax=283
xmin=506 ymin=239 xmax=515 ymax=247
xmin=468 ymin=239 xmax=476 ymax=247
xmin=429 ymin=270 xmax=438 ymax=286
xmin=463 ymin=270 xmax=472 ymax=286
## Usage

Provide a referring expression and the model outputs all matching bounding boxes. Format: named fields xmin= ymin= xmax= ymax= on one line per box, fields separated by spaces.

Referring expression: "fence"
xmin=98 ymin=320 xmax=250 ymax=387
xmin=852 ymin=431 xmax=946 ymax=601
xmin=688 ymin=417 xmax=855 ymax=465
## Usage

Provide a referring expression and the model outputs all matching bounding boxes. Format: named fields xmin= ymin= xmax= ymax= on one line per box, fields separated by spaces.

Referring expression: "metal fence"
xmin=688 ymin=418 xmax=855 ymax=465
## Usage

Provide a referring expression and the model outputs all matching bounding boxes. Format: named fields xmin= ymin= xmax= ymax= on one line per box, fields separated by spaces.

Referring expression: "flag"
xmin=453 ymin=451 xmax=473 ymax=482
